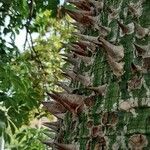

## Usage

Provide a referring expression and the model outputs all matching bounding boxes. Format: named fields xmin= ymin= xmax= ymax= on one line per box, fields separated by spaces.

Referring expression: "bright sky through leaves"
xmin=14 ymin=0 xmax=65 ymax=51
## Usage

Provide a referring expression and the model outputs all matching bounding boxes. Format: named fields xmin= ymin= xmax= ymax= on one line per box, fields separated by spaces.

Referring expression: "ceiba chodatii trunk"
xmin=42 ymin=0 xmax=150 ymax=149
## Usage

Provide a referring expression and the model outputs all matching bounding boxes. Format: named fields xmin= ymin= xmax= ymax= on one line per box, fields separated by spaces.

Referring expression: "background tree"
xmin=0 ymin=0 xmax=74 ymax=149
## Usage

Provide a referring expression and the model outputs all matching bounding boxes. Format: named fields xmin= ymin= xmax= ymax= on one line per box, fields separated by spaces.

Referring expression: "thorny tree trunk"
xmin=43 ymin=0 xmax=150 ymax=149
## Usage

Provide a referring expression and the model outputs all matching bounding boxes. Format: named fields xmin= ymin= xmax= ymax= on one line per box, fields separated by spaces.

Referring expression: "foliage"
xmin=0 ymin=0 xmax=72 ymax=149
xmin=30 ymin=10 xmax=74 ymax=90
xmin=0 ymin=0 xmax=75 ymax=150
xmin=0 ymin=54 xmax=44 ymax=134
xmin=5 ymin=127 xmax=48 ymax=150
xmin=0 ymin=0 xmax=60 ymax=128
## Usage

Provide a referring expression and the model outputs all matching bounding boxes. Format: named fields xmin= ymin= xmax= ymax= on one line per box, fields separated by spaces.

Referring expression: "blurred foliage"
xmin=29 ymin=10 xmax=74 ymax=91
xmin=0 ymin=0 xmax=60 ymax=63
xmin=5 ymin=127 xmax=49 ymax=150
xmin=0 ymin=0 xmax=73 ymax=149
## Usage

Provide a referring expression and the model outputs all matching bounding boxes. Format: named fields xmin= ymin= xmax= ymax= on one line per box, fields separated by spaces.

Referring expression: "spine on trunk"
xmin=43 ymin=0 xmax=150 ymax=149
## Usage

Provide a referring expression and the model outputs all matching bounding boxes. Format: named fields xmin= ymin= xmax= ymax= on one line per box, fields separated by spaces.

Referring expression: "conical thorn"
xmin=54 ymin=142 xmax=79 ymax=150
xmin=98 ymin=37 xmax=124 ymax=61
xmin=87 ymin=84 xmax=107 ymax=96
xmin=107 ymin=55 xmax=125 ymax=77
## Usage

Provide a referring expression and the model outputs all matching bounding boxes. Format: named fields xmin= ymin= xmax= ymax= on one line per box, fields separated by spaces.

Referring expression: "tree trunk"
xmin=43 ymin=0 xmax=150 ymax=149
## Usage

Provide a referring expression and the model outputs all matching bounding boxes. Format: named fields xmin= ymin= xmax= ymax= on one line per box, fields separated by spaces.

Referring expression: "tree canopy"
xmin=0 ymin=0 xmax=74 ymax=149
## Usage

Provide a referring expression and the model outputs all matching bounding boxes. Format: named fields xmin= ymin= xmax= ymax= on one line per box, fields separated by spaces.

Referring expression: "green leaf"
xmin=8 ymin=119 xmax=17 ymax=134
xmin=3 ymin=28 xmax=11 ymax=35
xmin=0 ymin=92 xmax=8 ymax=102
xmin=0 ymin=120 xmax=5 ymax=136
xmin=4 ymin=132 xmax=11 ymax=144
xmin=16 ymin=132 xmax=26 ymax=142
